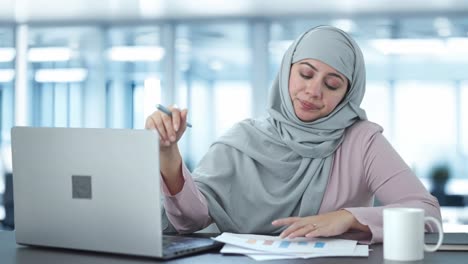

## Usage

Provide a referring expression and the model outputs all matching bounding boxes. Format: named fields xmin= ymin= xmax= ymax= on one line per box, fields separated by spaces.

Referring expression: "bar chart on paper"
xmin=213 ymin=232 xmax=358 ymax=254
xmin=246 ymin=238 xmax=326 ymax=249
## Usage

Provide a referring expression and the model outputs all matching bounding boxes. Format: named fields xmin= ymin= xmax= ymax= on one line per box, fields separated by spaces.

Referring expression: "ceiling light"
xmin=35 ymin=68 xmax=87 ymax=83
xmin=0 ymin=69 xmax=15 ymax=83
xmin=0 ymin=48 xmax=16 ymax=62
xmin=370 ymin=39 xmax=446 ymax=55
xmin=107 ymin=46 xmax=165 ymax=61
xmin=28 ymin=47 xmax=72 ymax=62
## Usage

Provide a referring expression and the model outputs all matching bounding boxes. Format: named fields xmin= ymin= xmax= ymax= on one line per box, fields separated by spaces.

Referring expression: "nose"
xmin=304 ymin=79 xmax=322 ymax=98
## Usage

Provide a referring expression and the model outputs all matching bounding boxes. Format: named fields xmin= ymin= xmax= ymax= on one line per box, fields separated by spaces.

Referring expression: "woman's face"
xmin=288 ymin=58 xmax=349 ymax=122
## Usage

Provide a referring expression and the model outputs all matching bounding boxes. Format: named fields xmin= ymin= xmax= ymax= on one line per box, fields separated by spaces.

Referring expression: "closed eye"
xmin=325 ymin=76 xmax=344 ymax=91
xmin=300 ymin=73 xmax=312 ymax=80
xmin=325 ymin=83 xmax=339 ymax=90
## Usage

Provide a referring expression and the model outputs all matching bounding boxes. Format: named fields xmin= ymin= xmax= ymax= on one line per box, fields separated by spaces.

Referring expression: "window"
xmin=28 ymin=26 xmax=97 ymax=128
xmin=462 ymin=82 xmax=468 ymax=157
xmin=2 ymin=16 xmax=468 ymax=232
xmin=214 ymin=81 xmax=252 ymax=138
xmin=361 ymin=82 xmax=391 ymax=138
xmin=107 ymin=26 xmax=163 ymax=129
xmin=132 ymin=77 xmax=162 ymax=129
xmin=394 ymin=81 xmax=457 ymax=177
xmin=0 ymin=26 xmax=14 ymax=225
xmin=176 ymin=22 xmax=251 ymax=168
xmin=0 ymin=27 xmax=15 ymax=142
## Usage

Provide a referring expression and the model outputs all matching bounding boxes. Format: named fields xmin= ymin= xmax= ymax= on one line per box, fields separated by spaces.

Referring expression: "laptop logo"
xmin=72 ymin=175 xmax=92 ymax=199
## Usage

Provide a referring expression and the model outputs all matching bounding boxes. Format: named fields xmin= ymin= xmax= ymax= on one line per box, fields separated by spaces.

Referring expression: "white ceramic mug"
xmin=383 ymin=208 xmax=443 ymax=261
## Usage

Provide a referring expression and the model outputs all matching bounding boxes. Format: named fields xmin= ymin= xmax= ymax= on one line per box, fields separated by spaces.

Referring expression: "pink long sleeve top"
xmin=161 ymin=121 xmax=442 ymax=243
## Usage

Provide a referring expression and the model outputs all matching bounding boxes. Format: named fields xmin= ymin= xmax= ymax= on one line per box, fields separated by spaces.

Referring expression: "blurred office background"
xmin=1 ymin=0 xmax=468 ymax=231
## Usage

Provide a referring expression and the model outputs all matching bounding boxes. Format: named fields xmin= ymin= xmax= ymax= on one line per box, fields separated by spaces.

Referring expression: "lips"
xmin=299 ymin=99 xmax=322 ymax=111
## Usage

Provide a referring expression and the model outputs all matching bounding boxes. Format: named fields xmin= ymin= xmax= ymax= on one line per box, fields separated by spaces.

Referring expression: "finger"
xmin=170 ymin=107 xmax=181 ymax=132
xmin=306 ymin=224 xmax=337 ymax=238
xmin=151 ymin=115 xmax=168 ymax=143
xmin=145 ymin=113 xmax=157 ymax=130
xmin=272 ymin=217 xmax=301 ymax=226
xmin=180 ymin=109 xmax=188 ymax=129
xmin=305 ymin=228 xmax=323 ymax=238
xmin=287 ymin=224 xmax=318 ymax=239
xmin=145 ymin=118 xmax=161 ymax=143
xmin=278 ymin=220 xmax=306 ymax=239
xmin=161 ymin=113 xmax=176 ymax=142
xmin=280 ymin=224 xmax=301 ymax=238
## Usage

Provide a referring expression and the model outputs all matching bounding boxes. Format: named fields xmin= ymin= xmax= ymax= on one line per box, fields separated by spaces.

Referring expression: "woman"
xmin=145 ymin=25 xmax=441 ymax=243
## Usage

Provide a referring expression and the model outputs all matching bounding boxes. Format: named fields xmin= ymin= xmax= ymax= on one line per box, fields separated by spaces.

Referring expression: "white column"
xmin=250 ymin=20 xmax=270 ymax=118
xmin=14 ymin=24 xmax=29 ymax=126
xmin=454 ymin=80 xmax=462 ymax=155
xmin=108 ymin=30 xmax=128 ymax=128
xmin=388 ymin=79 xmax=396 ymax=143
xmin=161 ymin=23 xmax=176 ymax=106
xmin=83 ymin=28 xmax=106 ymax=128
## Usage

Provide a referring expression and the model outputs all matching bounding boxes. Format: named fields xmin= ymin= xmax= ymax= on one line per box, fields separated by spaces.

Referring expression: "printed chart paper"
xmin=221 ymin=244 xmax=370 ymax=261
xmin=213 ymin=232 xmax=358 ymax=254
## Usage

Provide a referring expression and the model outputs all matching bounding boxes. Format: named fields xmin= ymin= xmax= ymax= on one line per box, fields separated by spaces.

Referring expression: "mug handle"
xmin=423 ymin=216 xmax=444 ymax=252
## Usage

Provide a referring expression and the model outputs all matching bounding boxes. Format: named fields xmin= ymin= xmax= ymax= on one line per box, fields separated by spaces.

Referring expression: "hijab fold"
xmin=189 ymin=26 xmax=367 ymax=233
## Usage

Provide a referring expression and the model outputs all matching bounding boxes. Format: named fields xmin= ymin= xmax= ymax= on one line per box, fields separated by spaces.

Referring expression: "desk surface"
xmin=1 ymin=231 xmax=467 ymax=264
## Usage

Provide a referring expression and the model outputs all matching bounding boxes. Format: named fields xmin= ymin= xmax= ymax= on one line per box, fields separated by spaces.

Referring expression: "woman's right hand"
xmin=145 ymin=106 xmax=188 ymax=195
xmin=145 ymin=106 xmax=189 ymax=150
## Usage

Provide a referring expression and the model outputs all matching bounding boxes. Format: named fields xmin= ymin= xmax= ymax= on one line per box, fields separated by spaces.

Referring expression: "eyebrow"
xmin=299 ymin=62 xmax=345 ymax=82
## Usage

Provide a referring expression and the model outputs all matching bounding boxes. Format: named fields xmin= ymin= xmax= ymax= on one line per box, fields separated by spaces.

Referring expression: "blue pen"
xmin=156 ymin=104 xmax=192 ymax=128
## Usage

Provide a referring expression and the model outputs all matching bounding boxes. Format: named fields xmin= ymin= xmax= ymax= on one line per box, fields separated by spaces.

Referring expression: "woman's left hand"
xmin=272 ymin=210 xmax=366 ymax=239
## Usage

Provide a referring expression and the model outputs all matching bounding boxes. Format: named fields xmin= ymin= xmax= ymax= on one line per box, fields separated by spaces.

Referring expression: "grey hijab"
xmin=192 ymin=25 xmax=367 ymax=234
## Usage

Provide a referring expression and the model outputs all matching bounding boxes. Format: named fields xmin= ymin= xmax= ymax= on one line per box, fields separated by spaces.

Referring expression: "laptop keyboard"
xmin=162 ymin=235 xmax=222 ymax=258
xmin=163 ymin=236 xmax=191 ymax=250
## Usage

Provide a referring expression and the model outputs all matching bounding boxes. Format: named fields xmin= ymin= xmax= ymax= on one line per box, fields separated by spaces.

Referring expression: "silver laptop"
xmin=11 ymin=126 xmax=221 ymax=259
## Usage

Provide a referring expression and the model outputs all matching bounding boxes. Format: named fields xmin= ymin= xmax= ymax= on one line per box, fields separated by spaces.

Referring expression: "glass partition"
xmin=0 ymin=26 xmax=14 ymax=228
xmin=2 ymin=15 xmax=468 ymax=231
xmin=175 ymin=22 xmax=251 ymax=168
xmin=28 ymin=26 xmax=100 ymax=128
xmin=107 ymin=26 xmax=163 ymax=129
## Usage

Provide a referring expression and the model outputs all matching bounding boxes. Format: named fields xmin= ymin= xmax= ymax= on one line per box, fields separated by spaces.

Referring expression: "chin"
xmin=297 ymin=113 xmax=319 ymax=122
xmin=293 ymin=104 xmax=321 ymax=122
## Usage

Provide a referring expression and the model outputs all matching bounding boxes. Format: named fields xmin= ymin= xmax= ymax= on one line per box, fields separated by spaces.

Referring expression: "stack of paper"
xmin=212 ymin=232 xmax=369 ymax=261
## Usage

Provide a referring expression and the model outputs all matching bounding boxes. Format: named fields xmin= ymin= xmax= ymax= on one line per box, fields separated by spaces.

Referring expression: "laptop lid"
xmin=11 ymin=127 xmax=165 ymax=257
